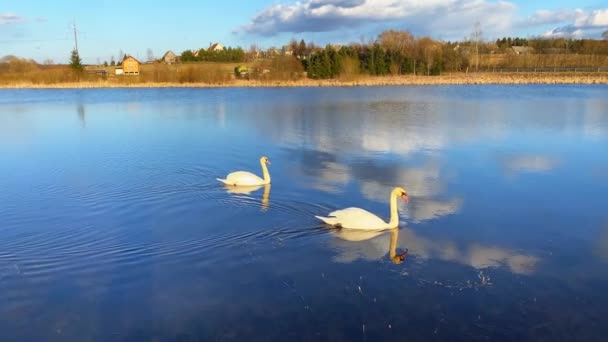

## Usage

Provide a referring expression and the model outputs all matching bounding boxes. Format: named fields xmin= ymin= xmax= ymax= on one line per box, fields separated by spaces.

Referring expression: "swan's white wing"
xmin=321 ymin=207 xmax=388 ymax=230
xmin=222 ymin=171 xmax=265 ymax=186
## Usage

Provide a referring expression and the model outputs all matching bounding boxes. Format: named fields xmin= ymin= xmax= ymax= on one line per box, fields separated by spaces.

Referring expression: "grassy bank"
xmin=1 ymin=72 xmax=607 ymax=88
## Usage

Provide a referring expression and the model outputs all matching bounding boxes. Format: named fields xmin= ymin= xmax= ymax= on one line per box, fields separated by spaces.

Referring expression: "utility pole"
xmin=73 ymin=20 xmax=79 ymax=52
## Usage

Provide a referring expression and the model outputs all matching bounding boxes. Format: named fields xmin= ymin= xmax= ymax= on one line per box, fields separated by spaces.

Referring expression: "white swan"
xmin=217 ymin=156 xmax=271 ymax=186
xmin=316 ymin=186 xmax=409 ymax=230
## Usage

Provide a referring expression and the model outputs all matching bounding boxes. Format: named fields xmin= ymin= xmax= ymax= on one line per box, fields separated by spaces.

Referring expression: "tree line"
xmin=304 ymin=31 xmax=468 ymax=79
xmin=299 ymin=30 xmax=608 ymax=79
xmin=495 ymin=37 xmax=608 ymax=55
xmin=180 ymin=47 xmax=245 ymax=63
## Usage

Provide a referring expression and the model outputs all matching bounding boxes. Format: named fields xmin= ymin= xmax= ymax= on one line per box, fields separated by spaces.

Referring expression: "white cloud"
xmin=239 ymin=0 xmax=516 ymax=39
xmin=238 ymin=1 xmax=608 ymax=40
xmin=523 ymin=9 xmax=577 ymax=26
xmin=574 ymin=8 xmax=608 ymax=27
xmin=0 ymin=13 xmax=24 ymax=25
xmin=539 ymin=8 xmax=608 ymax=38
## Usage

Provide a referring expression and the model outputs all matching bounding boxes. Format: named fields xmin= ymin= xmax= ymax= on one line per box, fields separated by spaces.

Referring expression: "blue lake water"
xmin=1 ymin=85 xmax=608 ymax=341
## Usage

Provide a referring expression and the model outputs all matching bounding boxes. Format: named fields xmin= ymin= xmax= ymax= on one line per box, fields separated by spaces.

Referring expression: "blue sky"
xmin=2 ymin=0 xmax=607 ymax=64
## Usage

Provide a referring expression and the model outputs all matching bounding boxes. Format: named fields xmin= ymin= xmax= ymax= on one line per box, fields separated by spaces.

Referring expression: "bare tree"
xmin=118 ymin=49 xmax=125 ymax=61
xmin=379 ymin=30 xmax=416 ymax=74
xmin=603 ymin=30 xmax=608 ymax=41
xmin=378 ymin=30 xmax=414 ymax=54
xmin=146 ymin=48 xmax=154 ymax=61
xmin=289 ymin=38 xmax=298 ymax=55
xmin=471 ymin=22 xmax=483 ymax=71
xmin=418 ymin=37 xmax=441 ymax=76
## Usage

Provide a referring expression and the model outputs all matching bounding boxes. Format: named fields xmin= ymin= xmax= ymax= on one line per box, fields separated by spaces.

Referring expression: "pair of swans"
xmin=218 ymin=156 xmax=409 ymax=230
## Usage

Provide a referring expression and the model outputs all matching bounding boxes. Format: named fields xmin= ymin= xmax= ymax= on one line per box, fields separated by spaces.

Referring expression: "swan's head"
xmin=391 ymin=248 xmax=408 ymax=264
xmin=260 ymin=156 xmax=271 ymax=165
xmin=394 ymin=186 xmax=409 ymax=203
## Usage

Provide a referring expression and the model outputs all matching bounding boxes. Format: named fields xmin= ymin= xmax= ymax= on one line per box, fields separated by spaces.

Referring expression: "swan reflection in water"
xmin=223 ymin=184 xmax=271 ymax=211
xmin=331 ymin=228 xmax=408 ymax=264
xmin=331 ymin=227 xmax=539 ymax=274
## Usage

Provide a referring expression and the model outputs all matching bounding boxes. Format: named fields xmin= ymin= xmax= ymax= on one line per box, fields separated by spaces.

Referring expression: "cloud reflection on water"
xmin=331 ymin=227 xmax=539 ymax=275
xmin=500 ymin=154 xmax=559 ymax=174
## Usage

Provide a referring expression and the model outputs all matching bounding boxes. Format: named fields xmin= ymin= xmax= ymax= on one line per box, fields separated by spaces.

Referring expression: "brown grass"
xmin=475 ymin=53 xmax=608 ymax=69
xmin=3 ymin=54 xmax=608 ymax=88
xmin=2 ymin=72 xmax=607 ymax=89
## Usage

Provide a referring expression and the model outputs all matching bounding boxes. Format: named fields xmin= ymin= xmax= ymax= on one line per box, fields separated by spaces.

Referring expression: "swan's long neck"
xmin=260 ymin=161 xmax=270 ymax=184
xmin=388 ymin=190 xmax=399 ymax=228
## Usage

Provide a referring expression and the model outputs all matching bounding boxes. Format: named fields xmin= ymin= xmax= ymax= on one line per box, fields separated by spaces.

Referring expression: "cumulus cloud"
xmin=523 ymin=9 xmax=577 ymax=26
xmin=238 ymin=0 xmax=516 ymax=38
xmin=0 ymin=13 xmax=24 ymax=25
xmin=540 ymin=8 xmax=608 ymax=38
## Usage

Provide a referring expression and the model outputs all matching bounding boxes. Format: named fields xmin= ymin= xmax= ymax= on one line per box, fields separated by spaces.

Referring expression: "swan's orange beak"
xmin=401 ymin=193 xmax=409 ymax=203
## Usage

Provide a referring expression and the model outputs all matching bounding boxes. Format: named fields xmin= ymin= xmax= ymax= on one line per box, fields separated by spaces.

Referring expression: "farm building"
xmin=208 ymin=43 xmax=224 ymax=52
xmin=121 ymin=55 xmax=141 ymax=75
xmin=162 ymin=50 xmax=177 ymax=64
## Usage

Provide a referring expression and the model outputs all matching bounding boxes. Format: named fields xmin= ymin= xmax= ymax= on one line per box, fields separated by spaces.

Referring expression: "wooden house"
xmin=162 ymin=50 xmax=177 ymax=64
xmin=209 ymin=43 xmax=224 ymax=51
xmin=121 ymin=55 xmax=141 ymax=75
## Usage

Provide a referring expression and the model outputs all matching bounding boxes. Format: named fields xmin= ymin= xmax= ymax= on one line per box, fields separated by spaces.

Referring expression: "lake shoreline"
xmin=1 ymin=72 xmax=607 ymax=88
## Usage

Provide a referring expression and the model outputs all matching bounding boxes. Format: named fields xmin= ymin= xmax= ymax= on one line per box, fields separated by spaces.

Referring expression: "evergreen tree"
xmin=373 ymin=45 xmax=388 ymax=75
xmin=320 ymin=49 xmax=332 ymax=78
xmin=69 ymin=49 xmax=83 ymax=72
xmin=298 ymin=39 xmax=306 ymax=58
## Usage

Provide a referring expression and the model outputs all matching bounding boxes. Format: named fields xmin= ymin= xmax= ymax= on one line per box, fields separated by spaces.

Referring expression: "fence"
xmin=471 ymin=67 xmax=608 ymax=73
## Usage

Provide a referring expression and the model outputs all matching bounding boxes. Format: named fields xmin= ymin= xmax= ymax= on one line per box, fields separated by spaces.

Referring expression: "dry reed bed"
xmin=1 ymin=72 xmax=607 ymax=89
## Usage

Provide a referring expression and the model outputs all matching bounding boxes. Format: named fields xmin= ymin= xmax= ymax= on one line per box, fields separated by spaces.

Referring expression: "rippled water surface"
xmin=1 ymin=86 xmax=608 ymax=341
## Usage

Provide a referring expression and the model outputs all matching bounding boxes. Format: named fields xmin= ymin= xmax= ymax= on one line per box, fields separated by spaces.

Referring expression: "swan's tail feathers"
xmin=216 ymin=178 xmax=229 ymax=185
xmin=315 ymin=215 xmax=339 ymax=226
